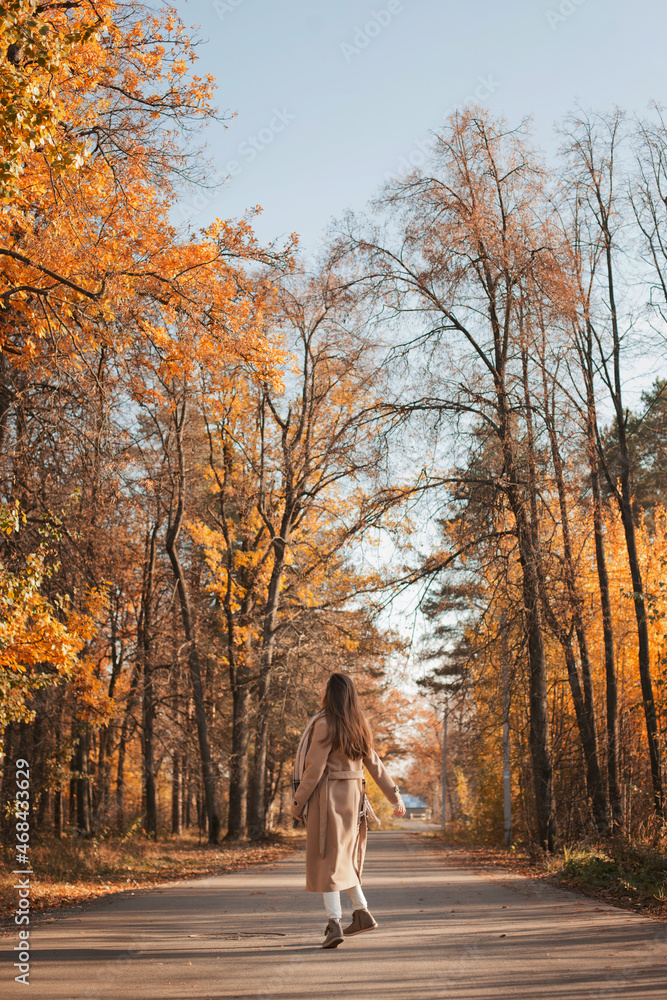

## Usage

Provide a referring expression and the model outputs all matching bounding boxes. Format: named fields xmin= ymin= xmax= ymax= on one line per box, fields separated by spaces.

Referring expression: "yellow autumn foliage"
xmin=0 ymin=503 xmax=103 ymax=730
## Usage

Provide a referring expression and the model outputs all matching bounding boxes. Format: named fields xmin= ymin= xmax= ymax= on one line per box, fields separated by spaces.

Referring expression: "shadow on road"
xmin=1 ymin=830 xmax=665 ymax=1000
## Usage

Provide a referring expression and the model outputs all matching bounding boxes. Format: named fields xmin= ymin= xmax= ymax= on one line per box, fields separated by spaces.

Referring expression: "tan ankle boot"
xmin=322 ymin=918 xmax=344 ymax=948
xmin=343 ymin=908 xmax=378 ymax=936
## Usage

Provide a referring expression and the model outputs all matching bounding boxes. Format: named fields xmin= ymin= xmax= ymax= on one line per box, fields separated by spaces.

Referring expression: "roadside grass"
xmin=0 ymin=828 xmax=303 ymax=924
xmin=426 ymin=828 xmax=667 ymax=921
xmin=546 ymin=841 xmax=667 ymax=913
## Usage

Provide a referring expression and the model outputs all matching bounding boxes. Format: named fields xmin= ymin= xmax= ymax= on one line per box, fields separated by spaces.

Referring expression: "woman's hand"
xmin=290 ymin=800 xmax=303 ymax=821
xmin=393 ymin=797 xmax=406 ymax=818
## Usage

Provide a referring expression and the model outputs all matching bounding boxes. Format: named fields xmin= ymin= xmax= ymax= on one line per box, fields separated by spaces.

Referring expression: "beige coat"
xmin=291 ymin=715 xmax=401 ymax=892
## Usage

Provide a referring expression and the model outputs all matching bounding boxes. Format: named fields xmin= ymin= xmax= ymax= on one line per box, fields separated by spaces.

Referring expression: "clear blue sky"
xmin=174 ymin=0 xmax=667 ymax=255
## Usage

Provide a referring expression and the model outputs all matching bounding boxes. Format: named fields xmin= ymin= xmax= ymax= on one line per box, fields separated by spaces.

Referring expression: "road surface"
xmin=2 ymin=829 xmax=666 ymax=999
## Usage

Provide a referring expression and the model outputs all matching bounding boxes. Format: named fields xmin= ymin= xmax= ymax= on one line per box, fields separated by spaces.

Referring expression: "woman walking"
xmin=291 ymin=672 xmax=405 ymax=949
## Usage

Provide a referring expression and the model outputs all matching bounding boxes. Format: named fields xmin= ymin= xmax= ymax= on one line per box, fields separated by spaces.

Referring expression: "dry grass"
xmin=0 ymin=828 xmax=304 ymax=926
xmin=425 ymin=830 xmax=667 ymax=922
xmin=545 ymin=842 xmax=667 ymax=915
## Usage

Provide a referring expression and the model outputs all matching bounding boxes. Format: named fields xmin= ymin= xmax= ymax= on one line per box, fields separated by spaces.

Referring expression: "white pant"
xmin=323 ymin=884 xmax=367 ymax=920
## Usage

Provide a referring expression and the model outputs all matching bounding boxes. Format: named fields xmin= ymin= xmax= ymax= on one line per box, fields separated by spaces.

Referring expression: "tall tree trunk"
xmin=557 ymin=630 xmax=609 ymax=830
xmin=214 ymin=428 xmax=252 ymax=841
xmin=581 ymin=342 xmax=623 ymax=828
xmin=74 ymin=732 xmax=92 ymax=837
xmin=116 ymin=662 xmax=140 ymax=830
xmin=265 ymin=758 xmax=283 ymax=830
xmin=69 ymin=769 xmax=76 ymax=827
xmin=95 ymin=591 xmax=124 ymax=827
xmin=578 ymin=145 xmax=665 ymax=817
xmin=601 ymin=230 xmax=663 ymax=817
xmin=140 ymin=524 xmax=159 ymax=839
xmin=498 ymin=363 xmax=556 ymax=851
xmin=539 ymin=358 xmax=610 ymax=834
xmin=30 ymin=706 xmax=47 ymax=832
xmin=52 ymin=706 xmax=63 ymax=837
xmin=514 ymin=523 xmax=556 ymax=852
xmin=183 ymin=754 xmax=193 ymax=830
xmin=36 ymin=725 xmax=51 ymax=832
xmin=171 ymin=752 xmax=182 ymax=835
xmin=95 ymin=729 xmax=110 ymax=827
xmin=166 ymin=396 xmax=220 ymax=844
xmin=167 ymin=519 xmax=221 ymax=844
xmin=182 ymin=695 xmax=195 ymax=829
xmin=53 ymin=788 xmax=62 ymax=838
xmin=247 ymin=537 xmax=288 ymax=840
xmin=171 ymin=652 xmax=183 ymax=836
xmin=227 ymin=681 xmax=251 ymax=839
xmin=615 ymin=476 xmax=663 ymax=814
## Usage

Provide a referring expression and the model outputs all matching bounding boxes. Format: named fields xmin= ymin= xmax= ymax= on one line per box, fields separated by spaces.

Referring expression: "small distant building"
xmin=400 ymin=794 xmax=431 ymax=820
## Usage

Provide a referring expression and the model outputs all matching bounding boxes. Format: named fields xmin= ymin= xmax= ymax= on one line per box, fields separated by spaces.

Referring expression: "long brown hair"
xmin=321 ymin=673 xmax=373 ymax=760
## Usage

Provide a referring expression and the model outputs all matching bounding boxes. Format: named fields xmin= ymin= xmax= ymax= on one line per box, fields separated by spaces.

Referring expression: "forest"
xmin=1 ymin=0 xmax=666 ymax=875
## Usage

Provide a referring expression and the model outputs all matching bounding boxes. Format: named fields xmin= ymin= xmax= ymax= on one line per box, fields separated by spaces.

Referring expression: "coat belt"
xmin=319 ymin=769 xmax=364 ymax=858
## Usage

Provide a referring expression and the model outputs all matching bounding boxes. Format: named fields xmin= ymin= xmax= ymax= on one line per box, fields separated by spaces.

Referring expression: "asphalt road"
xmin=2 ymin=829 xmax=666 ymax=999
